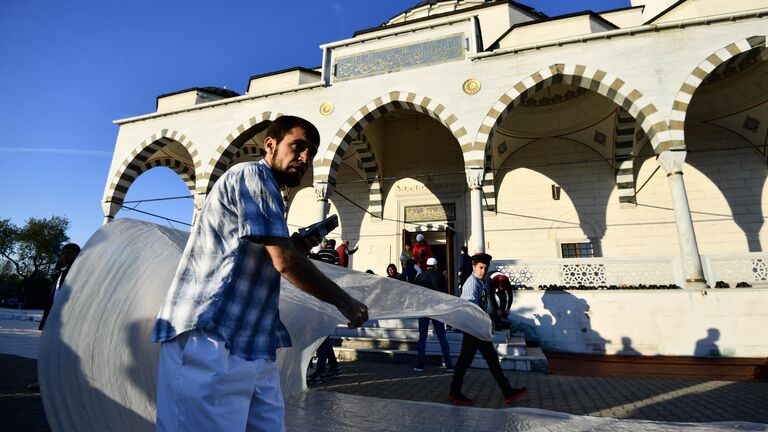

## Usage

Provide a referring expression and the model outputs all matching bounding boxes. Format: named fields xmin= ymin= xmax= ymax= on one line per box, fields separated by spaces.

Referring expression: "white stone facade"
xmin=103 ymin=1 xmax=768 ymax=355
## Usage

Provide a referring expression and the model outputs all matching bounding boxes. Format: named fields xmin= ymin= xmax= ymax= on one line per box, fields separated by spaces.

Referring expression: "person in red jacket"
xmin=411 ymin=233 xmax=432 ymax=270
xmin=335 ymin=239 xmax=358 ymax=268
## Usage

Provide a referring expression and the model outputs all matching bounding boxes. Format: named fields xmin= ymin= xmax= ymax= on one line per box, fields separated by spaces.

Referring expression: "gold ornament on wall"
xmin=319 ymin=102 xmax=335 ymax=116
xmin=462 ymin=78 xmax=481 ymax=95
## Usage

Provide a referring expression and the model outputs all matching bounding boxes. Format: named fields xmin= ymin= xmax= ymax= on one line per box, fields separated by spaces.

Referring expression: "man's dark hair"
xmin=62 ymin=243 xmax=81 ymax=254
xmin=265 ymin=116 xmax=320 ymax=153
xmin=461 ymin=246 xmax=468 ymax=253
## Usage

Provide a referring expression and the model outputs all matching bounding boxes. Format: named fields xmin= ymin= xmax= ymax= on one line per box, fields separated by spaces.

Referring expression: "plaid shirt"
xmin=152 ymin=160 xmax=292 ymax=361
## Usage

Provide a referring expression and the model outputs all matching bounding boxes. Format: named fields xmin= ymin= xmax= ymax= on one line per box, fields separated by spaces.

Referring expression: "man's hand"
xmin=290 ymin=232 xmax=320 ymax=255
xmin=264 ymin=236 xmax=368 ymax=327
xmin=338 ymin=297 xmax=369 ymax=328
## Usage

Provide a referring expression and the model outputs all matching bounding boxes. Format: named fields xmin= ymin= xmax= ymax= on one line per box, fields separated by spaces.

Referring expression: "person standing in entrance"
xmin=448 ymin=252 xmax=527 ymax=406
xmin=413 ymin=257 xmax=454 ymax=372
xmin=412 ymin=234 xmax=432 ymax=271
xmin=335 ymin=240 xmax=358 ymax=268
xmin=399 ymin=241 xmax=413 ymax=271
xmin=457 ymin=246 xmax=472 ymax=295
xmin=152 ymin=116 xmax=368 ymax=432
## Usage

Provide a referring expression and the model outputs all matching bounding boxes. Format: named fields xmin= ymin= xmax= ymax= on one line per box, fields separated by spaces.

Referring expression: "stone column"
xmin=191 ymin=193 xmax=207 ymax=226
xmin=657 ymin=150 xmax=707 ymax=288
xmin=465 ymin=167 xmax=486 ymax=253
xmin=313 ymin=181 xmax=332 ymax=223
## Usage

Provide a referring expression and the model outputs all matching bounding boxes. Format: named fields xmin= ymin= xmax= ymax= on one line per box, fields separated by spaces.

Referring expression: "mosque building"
xmin=103 ymin=0 xmax=768 ymax=357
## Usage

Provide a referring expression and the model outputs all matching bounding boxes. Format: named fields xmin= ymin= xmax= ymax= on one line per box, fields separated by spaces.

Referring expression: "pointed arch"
xmin=200 ymin=111 xmax=283 ymax=194
xmin=349 ymin=132 xmax=384 ymax=218
xmin=614 ymin=108 xmax=637 ymax=204
xmin=103 ymin=129 xmax=200 ymax=215
xmin=313 ymin=91 xmax=471 ymax=186
xmin=482 ymin=146 xmax=496 ymax=211
xmin=473 ymin=64 xmax=670 ymax=173
xmin=669 ymin=36 xmax=767 ymax=147
xmin=138 ymin=159 xmax=196 ymax=193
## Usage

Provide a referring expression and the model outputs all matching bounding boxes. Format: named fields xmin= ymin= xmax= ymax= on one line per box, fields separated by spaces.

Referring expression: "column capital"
xmin=465 ymin=167 xmax=485 ymax=190
xmin=101 ymin=200 xmax=121 ymax=225
xmin=193 ymin=193 xmax=207 ymax=210
xmin=313 ymin=181 xmax=333 ymax=200
xmin=657 ymin=149 xmax=687 ymax=175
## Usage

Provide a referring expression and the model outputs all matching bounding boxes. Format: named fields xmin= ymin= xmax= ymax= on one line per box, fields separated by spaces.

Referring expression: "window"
xmin=561 ymin=242 xmax=595 ymax=258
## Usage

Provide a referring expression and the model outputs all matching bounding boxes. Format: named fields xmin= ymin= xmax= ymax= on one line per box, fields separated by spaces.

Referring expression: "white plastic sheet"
xmin=37 ymin=219 xmax=766 ymax=431
xmin=37 ymin=218 xmax=491 ymax=431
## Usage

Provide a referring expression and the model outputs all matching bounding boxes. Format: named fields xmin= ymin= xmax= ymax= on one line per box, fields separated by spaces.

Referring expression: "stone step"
xmin=333 ymin=345 xmax=547 ymax=372
xmin=369 ymin=319 xmax=419 ymax=328
xmin=500 ymin=347 xmax=548 ymax=373
xmin=333 ymin=335 xmax=527 ymax=357
xmin=333 ymin=326 xmax=511 ymax=344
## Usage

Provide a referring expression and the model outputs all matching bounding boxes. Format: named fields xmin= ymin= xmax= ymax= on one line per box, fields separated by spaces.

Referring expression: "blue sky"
xmin=0 ymin=0 xmax=630 ymax=246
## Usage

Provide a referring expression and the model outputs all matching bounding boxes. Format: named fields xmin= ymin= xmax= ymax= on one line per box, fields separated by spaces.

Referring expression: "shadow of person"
xmin=693 ymin=328 xmax=721 ymax=357
xmin=37 ymin=219 xmax=188 ymax=431
xmin=125 ymin=320 xmax=161 ymax=403
xmin=616 ymin=336 xmax=641 ymax=356
xmin=38 ymin=258 xmax=155 ymax=431
xmin=512 ymin=290 xmax=610 ymax=354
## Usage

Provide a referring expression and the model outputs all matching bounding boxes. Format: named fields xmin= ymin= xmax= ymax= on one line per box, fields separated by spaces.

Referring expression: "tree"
xmin=0 ymin=217 xmax=70 ymax=305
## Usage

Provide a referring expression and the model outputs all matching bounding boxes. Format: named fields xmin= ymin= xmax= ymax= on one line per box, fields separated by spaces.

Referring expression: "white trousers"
xmin=156 ymin=329 xmax=285 ymax=432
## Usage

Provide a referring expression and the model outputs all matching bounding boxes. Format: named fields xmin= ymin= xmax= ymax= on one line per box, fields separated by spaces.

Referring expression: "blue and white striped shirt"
xmin=152 ymin=160 xmax=292 ymax=361
xmin=461 ymin=272 xmax=492 ymax=315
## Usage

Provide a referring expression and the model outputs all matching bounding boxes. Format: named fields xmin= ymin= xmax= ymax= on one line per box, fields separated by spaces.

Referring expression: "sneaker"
xmin=448 ymin=392 xmax=473 ymax=405
xmin=306 ymin=372 xmax=324 ymax=386
xmin=324 ymin=365 xmax=342 ymax=379
xmin=503 ymin=387 xmax=527 ymax=405
xmin=413 ymin=366 xmax=425 ymax=372
xmin=445 ymin=367 xmax=455 ymax=373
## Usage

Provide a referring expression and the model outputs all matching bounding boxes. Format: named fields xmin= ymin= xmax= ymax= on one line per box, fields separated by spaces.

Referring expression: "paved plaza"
xmin=1 ymin=311 xmax=766 ymax=431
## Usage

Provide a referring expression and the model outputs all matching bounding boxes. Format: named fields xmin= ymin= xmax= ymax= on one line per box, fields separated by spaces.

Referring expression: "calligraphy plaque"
xmin=405 ymin=204 xmax=455 ymax=223
xmin=334 ymin=34 xmax=465 ymax=82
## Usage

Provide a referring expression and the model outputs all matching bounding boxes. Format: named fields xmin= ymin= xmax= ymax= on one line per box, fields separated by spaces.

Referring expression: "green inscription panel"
xmin=334 ymin=34 xmax=465 ymax=81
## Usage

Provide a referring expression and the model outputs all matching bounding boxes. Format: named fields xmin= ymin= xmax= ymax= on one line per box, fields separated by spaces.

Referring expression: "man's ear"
xmin=263 ymin=136 xmax=277 ymax=156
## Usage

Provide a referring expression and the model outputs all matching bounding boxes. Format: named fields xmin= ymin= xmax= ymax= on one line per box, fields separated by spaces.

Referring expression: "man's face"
xmin=264 ymin=127 xmax=317 ymax=187
xmin=473 ymin=262 xmax=488 ymax=279
xmin=387 ymin=267 xmax=396 ymax=277
xmin=61 ymin=248 xmax=78 ymax=267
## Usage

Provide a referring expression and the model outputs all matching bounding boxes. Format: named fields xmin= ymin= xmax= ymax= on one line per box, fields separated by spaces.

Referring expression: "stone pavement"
xmin=1 ymin=313 xmax=766 ymax=431
xmin=312 ymin=361 xmax=768 ymax=424
xmin=0 ymin=354 xmax=48 ymax=432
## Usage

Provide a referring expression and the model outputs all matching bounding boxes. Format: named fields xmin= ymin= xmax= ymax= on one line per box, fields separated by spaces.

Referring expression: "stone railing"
xmin=493 ymin=256 xmax=684 ymax=288
xmin=702 ymin=253 xmax=768 ymax=287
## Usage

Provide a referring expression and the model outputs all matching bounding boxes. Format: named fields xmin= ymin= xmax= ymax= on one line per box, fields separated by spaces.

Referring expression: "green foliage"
xmin=0 ymin=216 xmax=70 ymax=307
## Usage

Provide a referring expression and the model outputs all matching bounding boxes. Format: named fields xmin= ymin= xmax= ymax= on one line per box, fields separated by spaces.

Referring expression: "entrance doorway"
xmin=402 ymin=227 xmax=456 ymax=295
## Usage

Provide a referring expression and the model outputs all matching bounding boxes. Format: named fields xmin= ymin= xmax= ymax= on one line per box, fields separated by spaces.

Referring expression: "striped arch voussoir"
xmin=668 ymin=36 xmax=767 ymax=149
xmin=139 ymin=159 xmax=196 ymax=193
xmin=104 ymin=130 xmax=199 ymax=207
xmin=315 ymin=92 xmax=471 ymax=186
xmin=202 ymin=111 xmax=283 ymax=194
xmin=473 ymin=63 xmax=668 ymax=166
